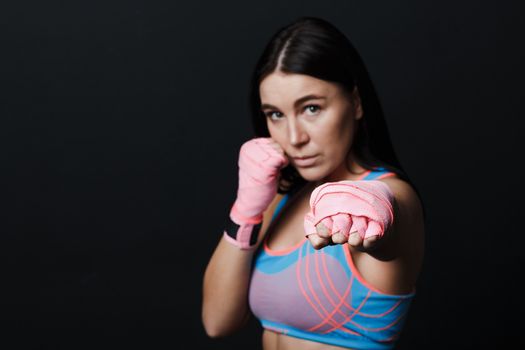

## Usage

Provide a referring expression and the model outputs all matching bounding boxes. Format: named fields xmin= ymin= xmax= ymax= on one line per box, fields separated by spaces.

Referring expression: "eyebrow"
xmin=260 ymin=94 xmax=327 ymax=110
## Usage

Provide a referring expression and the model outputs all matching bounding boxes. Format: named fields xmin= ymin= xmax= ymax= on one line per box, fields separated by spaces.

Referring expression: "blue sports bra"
xmin=248 ymin=168 xmax=416 ymax=349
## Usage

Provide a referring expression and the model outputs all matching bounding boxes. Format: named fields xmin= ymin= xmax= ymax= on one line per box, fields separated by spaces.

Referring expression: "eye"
xmin=265 ymin=111 xmax=283 ymax=120
xmin=304 ymin=104 xmax=321 ymax=115
xmin=264 ymin=104 xmax=321 ymax=120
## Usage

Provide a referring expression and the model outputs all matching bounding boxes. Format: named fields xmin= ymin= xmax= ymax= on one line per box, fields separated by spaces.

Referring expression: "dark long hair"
xmin=248 ymin=16 xmax=426 ymax=219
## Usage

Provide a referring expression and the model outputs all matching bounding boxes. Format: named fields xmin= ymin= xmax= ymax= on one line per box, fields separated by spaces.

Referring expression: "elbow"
xmin=201 ymin=307 xmax=228 ymax=338
xmin=202 ymin=325 xmax=222 ymax=339
xmin=201 ymin=307 xmax=250 ymax=338
xmin=201 ymin=317 xmax=233 ymax=339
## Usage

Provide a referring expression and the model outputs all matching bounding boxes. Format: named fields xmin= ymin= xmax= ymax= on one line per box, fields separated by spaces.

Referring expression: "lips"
xmin=292 ymin=155 xmax=318 ymax=167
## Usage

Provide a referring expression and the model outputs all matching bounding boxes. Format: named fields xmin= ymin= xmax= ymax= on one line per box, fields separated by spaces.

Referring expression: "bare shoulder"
xmin=349 ymin=174 xmax=425 ymax=294
xmin=375 ymin=175 xmax=425 ymax=269
xmin=376 ymin=175 xmax=424 ymax=228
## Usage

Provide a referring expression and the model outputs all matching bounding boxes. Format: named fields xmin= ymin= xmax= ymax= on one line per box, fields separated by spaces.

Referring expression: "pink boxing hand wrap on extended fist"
xmin=303 ymin=180 xmax=395 ymax=240
xmin=224 ymin=137 xmax=289 ymax=250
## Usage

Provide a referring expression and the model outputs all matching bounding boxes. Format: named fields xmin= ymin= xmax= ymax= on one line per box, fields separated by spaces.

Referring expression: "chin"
xmin=294 ymin=167 xmax=327 ymax=182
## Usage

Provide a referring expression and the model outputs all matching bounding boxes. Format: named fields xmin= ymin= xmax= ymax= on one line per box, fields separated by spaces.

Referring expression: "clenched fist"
xmin=303 ymin=180 xmax=395 ymax=250
xmin=224 ymin=137 xmax=289 ymax=249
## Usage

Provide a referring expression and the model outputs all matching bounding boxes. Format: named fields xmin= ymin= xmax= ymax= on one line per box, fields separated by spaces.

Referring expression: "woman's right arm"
xmin=201 ymin=193 xmax=282 ymax=338
xmin=202 ymin=137 xmax=288 ymax=337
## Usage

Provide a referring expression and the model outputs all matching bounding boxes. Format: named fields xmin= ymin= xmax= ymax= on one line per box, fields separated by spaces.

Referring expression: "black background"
xmin=1 ymin=1 xmax=523 ymax=349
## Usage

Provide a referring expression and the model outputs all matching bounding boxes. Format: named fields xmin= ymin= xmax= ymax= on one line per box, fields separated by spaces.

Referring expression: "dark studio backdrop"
xmin=1 ymin=1 xmax=523 ymax=349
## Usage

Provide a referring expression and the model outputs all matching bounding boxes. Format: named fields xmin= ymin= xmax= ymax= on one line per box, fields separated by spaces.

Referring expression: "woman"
xmin=202 ymin=16 xmax=426 ymax=350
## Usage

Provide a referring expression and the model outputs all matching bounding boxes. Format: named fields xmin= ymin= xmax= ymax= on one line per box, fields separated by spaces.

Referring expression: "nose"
xmin=288 ymin=117 xmax=309 ymax=146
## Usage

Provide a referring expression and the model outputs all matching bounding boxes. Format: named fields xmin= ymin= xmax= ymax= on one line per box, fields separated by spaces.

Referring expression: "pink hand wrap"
xmin=224 ymin=137 xmax=289 ymax=250
xmin=303 ymin=180 xmax=395 ymax=240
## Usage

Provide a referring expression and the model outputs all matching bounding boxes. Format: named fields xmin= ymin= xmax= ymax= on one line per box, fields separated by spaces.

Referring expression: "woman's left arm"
xmin=305 ymin=177 xmax=425 ymax=262
xmin=365 ymin=177 xmax=425 ymax=273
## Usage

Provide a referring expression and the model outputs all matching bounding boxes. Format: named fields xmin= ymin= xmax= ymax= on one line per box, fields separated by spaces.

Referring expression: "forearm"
xmin=202 ymin=234 xmax=257 ymax=337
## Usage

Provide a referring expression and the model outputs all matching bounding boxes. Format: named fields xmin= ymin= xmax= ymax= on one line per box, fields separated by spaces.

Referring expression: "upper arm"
xmin=381 ymin=177 xmax=424 ymax=227
xmin=352 ymin=177 xmax=425 ymax=294
xmin=373 ymin=177 xmax=425 ymax=262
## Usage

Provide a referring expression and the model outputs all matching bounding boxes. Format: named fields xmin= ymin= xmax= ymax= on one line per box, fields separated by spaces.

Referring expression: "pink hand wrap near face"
xmin=224 ymin=137 xmax=289 ymax=250
xmin=303 ymin=180 xmax=395 ymax=240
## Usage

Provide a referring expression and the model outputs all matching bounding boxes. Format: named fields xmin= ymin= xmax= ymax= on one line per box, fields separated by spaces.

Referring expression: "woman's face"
xmin=260 ymin=71 xmax=363 ymax=183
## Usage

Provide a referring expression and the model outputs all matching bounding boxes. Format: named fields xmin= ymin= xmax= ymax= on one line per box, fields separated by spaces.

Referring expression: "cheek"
xmin=266 ymin=121 xmax=277 ymax=139
xmin=315 ymin=122 xmax=347 ymax=146
xmin=267 ymin=121 xmax=284 ymax=140
xmin=333 ymin=114 xmax=354 ymax=142
xmin=316 ymin=121 xmax=353 ymax=155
